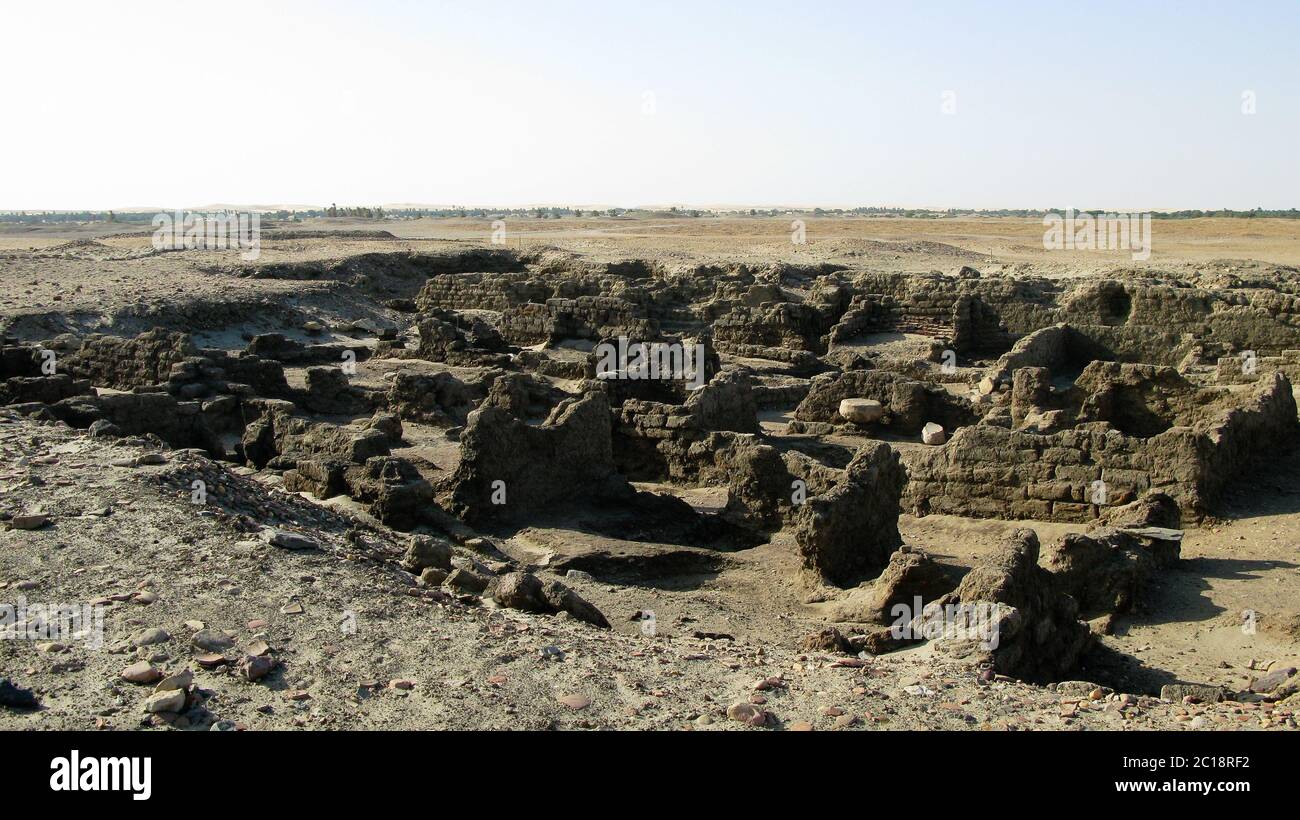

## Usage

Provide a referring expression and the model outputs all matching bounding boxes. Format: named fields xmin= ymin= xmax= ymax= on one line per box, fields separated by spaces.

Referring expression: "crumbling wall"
xmin=714 ymin=302 xmax=830 ymax=354
xmin=62 ymin=329 xmax=196 ymax=390
xmin=240 ymin=399 xmax=392 ymax=469
xmin=499 ymin=296 xmax=659 ymax=346
xmin=930 ymin=529 xmax=1092 ymax=683
xmin=385 ymin=371 xmax=485 ymax=426
xmin=793 ymin=442 xmax=906 ymax=585
xmin=442 ymin=391 xmax=618 ymax=523
xmin=905 ymin=372 xmax=1297 ymax=522
xmin=415 ymin=272 xmax=552 ymax=312
xmin=611 ymin=370 xmax=760 ymax=479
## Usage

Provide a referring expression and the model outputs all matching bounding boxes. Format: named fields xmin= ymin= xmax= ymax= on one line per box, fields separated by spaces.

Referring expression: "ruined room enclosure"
xmin=3 ymin=246 xmax=1299 ymax=689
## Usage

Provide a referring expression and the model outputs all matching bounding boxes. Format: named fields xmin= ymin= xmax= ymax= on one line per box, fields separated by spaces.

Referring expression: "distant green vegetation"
xmin=2 ymin=205 xmax=1297 ymax=225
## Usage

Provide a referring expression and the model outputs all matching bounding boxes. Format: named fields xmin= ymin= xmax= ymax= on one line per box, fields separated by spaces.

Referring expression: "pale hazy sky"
xmin=2 ymin=0 xmax=1297 ymax=210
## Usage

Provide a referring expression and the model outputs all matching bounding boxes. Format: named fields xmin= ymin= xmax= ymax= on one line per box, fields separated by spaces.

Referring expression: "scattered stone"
xmin=418 ymin=567 xmax=448 ymax=587
xmin=401 ymin=534 xmax=453 ymax=573
xmin=259 ymin=528 xmax=320 ymax=551
xmin=7 ymin=513 xmax=49 ymax=530
xmin=921 ymin=422 xmax=946 ymax=445
xmin=143 ymin=689 xmax=186 ymax=714
xmin=132 ymin=628 xmax=170 ymax=647
xmin=154 ymin=669 xmax=193 ymax=693
xmin=1249 ymin=667 xmax=1297 ymax=696
xmin=239 ymin=654 xmax=275 ymax=682
xmin=838 ymin=398 xmax=884 ymax=425
xmin=191 ymin=629 xmax=234 ymax=652
xmin=487 ymin=571 xmax=610 ymax=628
xmin=120 ymin=661 xmax=162 ymax=684
xmin=445 ymin=567 xmax=490 ymax=594
xmin=726 ymin=701 xmax=768 ymax=726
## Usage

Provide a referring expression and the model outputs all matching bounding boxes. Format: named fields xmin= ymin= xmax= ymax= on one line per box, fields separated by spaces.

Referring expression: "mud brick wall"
xmin=46 ymin=392 xmax=221 ymax=452
xmin=904 ymin=373 xmax=1298 ymax=522
xmin=63 ymin=329 xmax=196 ymax=390
xmin=751 ymin=377 xmax=811 ymax=408
xmin=711 ymin=340 xmax=822 ymax=372
xmin=442 ymin=391 xmax=616 ymax=524
xmin=825 ymin=295 xmax=902 ymax=343
xmin=416 ymin=272 xmax=553 ymax=312
xmin=985 ymin=324 xmax=1074 ymax=386
xmin=499 ymin=297 xmax=659 ymax=345
xmin=516 ymin=350 xmax=594 ymax=380
xmin=849 ymin=272 xmax=1058 ymax=350
xmin=903 ymin=425 xmax=1158 ymax=523
xmin=1193 ymin=372 xmax=1299 ymax=505
xmin=713 ymin=302 xmax=829 ymax=353
xmin=1215 ymin=350 xmax=1300 ymax=385
xmin=611 ymin=371 xmax=760 ymax=479
xmin=1058 ymin=281 xmax=1300 ymax=365
xmin=163 ymin=351 xmax=291 ymax=400
xmin=0 ymin=374 xmax=92 ymax=406
xmin=385 ymin=371 xmax=485 ymax=425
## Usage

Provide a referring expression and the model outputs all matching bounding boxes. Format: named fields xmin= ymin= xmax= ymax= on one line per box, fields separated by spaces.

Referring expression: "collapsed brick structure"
xmin=441 ymin=391 xmax=620 ymax=524
xmin=906 ymin=368 xmax=1296 ymax=522
xmin=7 ymin=247 xmax=1300 ymax=686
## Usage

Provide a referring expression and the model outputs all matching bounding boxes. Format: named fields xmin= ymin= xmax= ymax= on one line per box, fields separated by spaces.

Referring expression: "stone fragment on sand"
xmin=838 ymin=398 xmax=884 ymax=425
xmin=259 ymin=528 xmax=319 ymax=551
xmin=143 ymin=689 xmax=186 ymax=714
xmin=7 ymin=513 xmax=49 ymax=530
xmin=191 ymin=629 xmax=234 ymax=652
xmin=557 ymin=694 xmax=590 ymax=710
xmin=132 ymin=628 xmax=170 ymax=647
xmin=921 ymin=422 xmax=946 ymax=445
xmin=154 ymin=669 xmax=193 ymax=693
xmin=240 ymin=654 xmax=275 ymax=681
xmin=120 ymin=661 xmax=162 ymax=684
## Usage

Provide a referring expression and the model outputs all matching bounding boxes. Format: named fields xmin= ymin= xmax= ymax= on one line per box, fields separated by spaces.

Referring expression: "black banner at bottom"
xmin=3 ymin=728 xmax=1286 ymax=805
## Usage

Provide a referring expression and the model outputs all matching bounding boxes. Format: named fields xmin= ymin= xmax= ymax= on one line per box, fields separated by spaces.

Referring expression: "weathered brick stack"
xmin=904 ymin=372 xmax=1298 ymax=522
xmin=611 ymin=370 xmax=760 ymax=480
xmin=62 ymin=328 xmax=196 ymax=390
xmin=499 ymin=296 xmax=659 ymax=345
xmin=713 ymin=302 xmax=829 ymax=355
xmin=415 ymin=272 xmax=552 ymax=312
xmin=1215 ymin=349 xmax=1300 ymax=385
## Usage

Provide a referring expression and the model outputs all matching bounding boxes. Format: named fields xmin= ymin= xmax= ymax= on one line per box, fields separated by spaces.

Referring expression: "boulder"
xmin=488 ymin=571 xmax=610 ymax=628
xmin=400 ymin=534 xmax=453 ymax=573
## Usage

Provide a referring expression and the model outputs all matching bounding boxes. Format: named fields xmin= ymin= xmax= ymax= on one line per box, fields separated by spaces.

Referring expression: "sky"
xmin=1 ymin=0 xmax=1297 ymax=211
